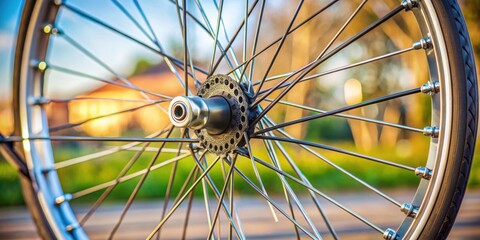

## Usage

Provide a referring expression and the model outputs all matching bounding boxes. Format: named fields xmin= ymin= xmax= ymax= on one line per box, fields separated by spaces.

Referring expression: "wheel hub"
xmin=169 ymin=74 xmax=250 ymax=154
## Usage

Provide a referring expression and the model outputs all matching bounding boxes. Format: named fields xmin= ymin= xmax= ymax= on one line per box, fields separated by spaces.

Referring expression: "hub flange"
xmin=169 ymin=74 xmax=249 ymax=154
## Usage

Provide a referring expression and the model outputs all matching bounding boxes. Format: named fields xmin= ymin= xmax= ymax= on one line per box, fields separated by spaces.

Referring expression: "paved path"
xmin=1 ymin=189 xmax=479 ymax=239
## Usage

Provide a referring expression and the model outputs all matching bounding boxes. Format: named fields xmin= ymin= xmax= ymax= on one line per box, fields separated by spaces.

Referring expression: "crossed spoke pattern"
xmin=16 ymin=0 xmax=442 ymax=239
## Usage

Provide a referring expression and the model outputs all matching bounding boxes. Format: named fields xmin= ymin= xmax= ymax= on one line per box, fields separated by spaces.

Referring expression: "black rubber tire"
xmin=11 ymin=0 xmax=477 ymax=239
xmin=417 ymin=0 xmax=478 ymax=239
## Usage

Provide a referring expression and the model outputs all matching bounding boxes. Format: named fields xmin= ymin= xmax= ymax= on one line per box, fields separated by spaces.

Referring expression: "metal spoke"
xmin=209 ymin=0 xmax=224 ymax=73
xmin=260 ymin=119 xmax=338 ymax=239
xmin=111 ymin=0 xmax=155 ymax=43
xmin=224 ymin=157 xmax=318 ymax=239
xmin=190 ymin=151 xmax=245 ymax=239
xmin=251 ymin=5 xmax=406 ymax=123
xmin=61 ymin=2 xmax=208 ymax=75
xmin=49 ymin=101 xmax=165 ymax=133
xmin=254 ymin=0 xmax=304 ymax=97
xmin=254 ymin=87 xmax=421 ymax=135
xmin=227 ymin=0 xmax=339 ymax=76
xmin=47 ymin=97 xmax=165 ymax=103
xmin=146 ymin=156 xmax=221 ymax=239
xmin=193 ymin=0 xmax=243 ymax=81
xmin=70 ymin=153 xmax=191 ymax=199
xmin=4 ymin=136 xmax=198 ymax=143
xmin=209 ymin=0 xmax=259 ymax=75
xmin=109 ymin=127 xmax=174 ymax=239
xmin=235 ymin=151 xmax=385 ymax=234
xmin=59 ymin=30 xmax=171 ymax=115
xmin=256 ymin=134 xmax=415 ymax=171
xmin=260 ymin=117 xmax=407 ymax=204
xmin=79 ymin=129 xmax=166 ymax=225
xmin=157 ymin=132 xmax=186 ymax=239
xmin=260 ymin=130 xmax=321 ymax=239
xmin=207 ymin=155 xmax=237 ymax=239
xmin=264 ymin=97 xmax=424 ymax=133
xmin=244 ymin=133 xmax=278 ymax=222
xmin=54 ymin=128 xmax=172 ymax=169
xmin=257 ymin=46 xmax=416 ymax=94
xmin=132 ymin=0 xmax=199 ymax=93
xmin=244 ymin=0 xmax=265 ymax=86
xmin=48 ymin=64 xmax=170 ymax=99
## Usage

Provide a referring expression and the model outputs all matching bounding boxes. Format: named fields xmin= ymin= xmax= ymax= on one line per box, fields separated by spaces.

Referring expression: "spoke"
xmin=265 ymin=97 xmax=424 ymax=133
xmin=146 ymin=156 xmax=221 ymax=239
xmin=254 ymin=87 xmax=421 ymax=135
xmin=157 ymin=131 xmax=187 ymax=239
xmin=224 ymin=158 xmax=317 ymax=239
xmin=70 ymin=153 xmax=191 ymax=199
xmin=244 ymin=0 xmax=266 ymax=86
xmin=256 ymin=133 xmax=415 ymax=171
xmin=244 ymin=133 xmax=278 ymax=222
xmin=227 ymin=0 xmax=339 ymax=76
xmin=58 ymin=30 xmax=171 ymax=114
xmin=234 ymin=150 xmax=385 ymax=234
xmin=260 ymin=130 xmax=321 ymax=239
xmin=207 ymin=155 xmax=237 ymax=239
xmin=157 ymin=160 xmax=200 ymax=239
xmin=228 ymin=154 xmax=237 ymax=240
xmin=251 ymin=5 xmax=406 ymax=122
xmin=193 ymin=0 xmax=243 ymax=81
xmin=209 ymin=0 xmax=259 ymax=75
xmin=48 ymin=101 xmax=164 ymax=133
xmin=54 ymin=128 xmax=172 ymax=169
xmin=318 ymin=0 xmax=369 ymax=60
xmin=256 ymin=46 xmax=416 ymax=94
xmin=111 ymin=0 xmax=155 ymax=43
xmin=133 ymin=0 xmax=199 ymax=93
xmin=190 ymin=151 xmax=245 ymax=239
xmin=4 ymin=136 xmax=198 ymax=143
xmin=47 ymin=97 xmax=165 ymax=103
xmin=242 ymin=0 xmax=249 ymax=71
xmin=260 ymin=120 xmax=338 ymax=239
xmin=61 ymin=2 xmax=208 ymax=75
xmin=259 ymin=117 xmax=406 ymax=205
xmin=48 ymin=64 xmax=170 ymax=99
xmin=181 ymin=180 xmax=196 ymax=240
xmin=109 ymin=128 xmax=174 ymax=239
xmin=79 ymin=129 xmax=166 ymax=225
xmin=175 ymin=0 xmax=189 ymax=96
xmin=254 ymin=0 xmax=304 ymax=97
xmin=208 ymin=0 xmax=224 ymax=73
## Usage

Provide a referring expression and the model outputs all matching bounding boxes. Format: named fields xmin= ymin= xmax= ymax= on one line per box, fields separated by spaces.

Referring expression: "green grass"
xmin=1 ymin=141 xmax=479 ymax=206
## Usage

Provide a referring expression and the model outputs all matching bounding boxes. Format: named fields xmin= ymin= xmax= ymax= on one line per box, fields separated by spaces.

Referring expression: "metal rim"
xmin=14 ymin=0 xmax=456 ymax=239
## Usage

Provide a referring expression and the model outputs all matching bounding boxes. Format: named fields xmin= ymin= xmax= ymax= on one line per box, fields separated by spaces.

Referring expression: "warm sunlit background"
xmin=0 ymin=0 xmax=479 ymax=207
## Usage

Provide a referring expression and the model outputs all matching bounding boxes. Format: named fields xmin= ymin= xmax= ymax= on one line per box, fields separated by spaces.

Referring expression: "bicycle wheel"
xmin=10 ymin=0 xmax=477 ymax=239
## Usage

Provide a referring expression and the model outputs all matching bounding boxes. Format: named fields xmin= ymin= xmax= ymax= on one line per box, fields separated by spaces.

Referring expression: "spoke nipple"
xmin=421 ymin=81 xmax=440 ymax=95
xmin=66 ymin=223 xmax=79 ymax=232
xmin=53 ymin=0 xmax=64 ymax=6
xmin=402 ymin=0 xmax=419 ymax=11
xmin=423 ymin=126 xmax=439 ymax=138
xmin=415 ymin=166 xmax=432 ymax=180
xmin=383 ymin=228 xmax=398 ymax=240
xmin=401 ymin=203 xmax=418 ymax=218
xmin=55 ymin=194 xmax=72 ymax=205
xmin=414 ymin=37 xmax=433 ymax=50
xmin=28 ymin=97 xmax=50 ymax=105
xmin=43 ymin=24 xmax=60 ymax=35
xmin=32 ymin=60 xmax=48 ymax=71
